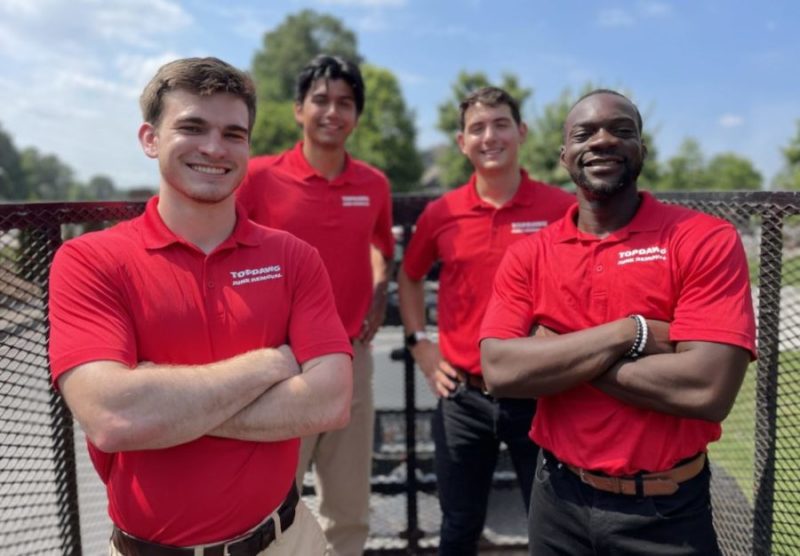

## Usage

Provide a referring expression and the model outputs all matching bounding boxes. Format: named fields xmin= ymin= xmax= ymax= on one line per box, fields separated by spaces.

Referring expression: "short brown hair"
xmin=140 ymin=57 xmax=257 ymax=132
xmin=459 ymin=86 xmax=522 ymax=130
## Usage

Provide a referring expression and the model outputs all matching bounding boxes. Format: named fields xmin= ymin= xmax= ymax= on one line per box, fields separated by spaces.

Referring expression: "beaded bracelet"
xmin=625 ymin=314 xmax=648 ymax=359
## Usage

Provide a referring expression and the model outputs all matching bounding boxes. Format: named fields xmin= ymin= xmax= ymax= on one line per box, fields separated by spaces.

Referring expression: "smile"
xmin=189 ymin=164 xmax=227 ymax=175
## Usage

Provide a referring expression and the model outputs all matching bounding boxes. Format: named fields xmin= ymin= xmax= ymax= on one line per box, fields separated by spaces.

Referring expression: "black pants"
xmin=432 ymin=383 xmax=539 ymax=556
xmin=529 ymin=450 xmax=722 ymax=556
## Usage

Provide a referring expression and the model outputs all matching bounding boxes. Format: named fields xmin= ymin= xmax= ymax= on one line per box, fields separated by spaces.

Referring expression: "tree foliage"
xmin=0 ymin=123 xmax=120 ymax=201
xmin=348 ymin=65 xmax=422 ymax=192
xmin=654 ymin=138 xmax=762 ymax=191
xmin=774 ymin=121 xmax=800 ymax=190
xmin=249 ymin=9 xmax=421 ymax=190
xmin=0 ymin=124 xmax=27 ymax=200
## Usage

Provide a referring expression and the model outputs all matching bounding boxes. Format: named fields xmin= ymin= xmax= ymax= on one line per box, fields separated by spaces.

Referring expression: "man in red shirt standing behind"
xmin=48 ymin=57 xmax=354 ymax=555
xmin=398 ymin=87 xmax=573 ymax=555
xmin=480 ymin=89 xmax=756 ymax=555
xmin=238 ymin=55 xmax=393 ymax=556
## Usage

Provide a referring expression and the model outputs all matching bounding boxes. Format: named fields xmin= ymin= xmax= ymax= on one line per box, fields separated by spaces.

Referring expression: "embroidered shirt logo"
xmin=230 ymin=265 xmax=283 ymax=286
xmin=342 ymin=195 xmax=370 ymax=207
xmin=618 ymin=246 xmax=668 ymax=266
xmin=511 ymin=221 xmax=547 ymax=234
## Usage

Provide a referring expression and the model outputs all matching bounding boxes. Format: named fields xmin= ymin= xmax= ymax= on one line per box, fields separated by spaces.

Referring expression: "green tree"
xmin=774 ymin=121 xmax=800 ymax=190
xmin=20 ymin=147 xmax=79 ymax=200
xmin=250 ymin=9 xmax=360 ymax=156
xmin=0 ymin=124 xmax=27 ymax=200
xmin=705 ymin=153 xmax=762 ymax=190
xmin=82 ymin=174 xmax=118 ymax=200
xmin=655 ymin=138 xmax=708 ymax=191
xmin=656 ymin=139 xmax=761 ymax=191
xmin=435 ymin=71 xmax=531 ymax=188
xmin=348 ymin=65 xmax=422 ymax=192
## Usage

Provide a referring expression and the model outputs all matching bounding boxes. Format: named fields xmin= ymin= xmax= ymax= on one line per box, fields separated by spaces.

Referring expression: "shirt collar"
xmin=285 ymin=141 xmax=355 ymax=185
xmin=141 ymin=196 xmax=261 ymax=251
xmin=552 ymin=191 xmax=662 ymax=244
xmin=465 ymin=169 xmax=539 ymax=210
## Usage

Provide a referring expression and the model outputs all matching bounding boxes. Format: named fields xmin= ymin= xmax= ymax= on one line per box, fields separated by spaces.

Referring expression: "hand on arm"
xmin=58 ymin=346 xmax=299 ymax=452
xmin=209 ymin=352 xmax=352 ymax=442
xmin=480 ymin=317 xmax=645 ymax=398
xmin=358 ymin=246 xmax=393 ymax=343
xmin=592 ymin=340 xmax=750 ymax=422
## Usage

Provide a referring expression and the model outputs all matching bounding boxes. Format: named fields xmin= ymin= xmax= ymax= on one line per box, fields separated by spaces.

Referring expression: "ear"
xmin=456 ymin=131 xmax=467 ymax=155
xmin=138 ymin=123 xmax=159 ymax=159
xmin=518 ymin=121 xmax=529 ymax=143
xmin=559 ymin=145 xmax=567 ymax=169
xmin=293 ymin=102 xmax=304 ymax=127
xmin=642 ymin=141 xmax=649 ymax=160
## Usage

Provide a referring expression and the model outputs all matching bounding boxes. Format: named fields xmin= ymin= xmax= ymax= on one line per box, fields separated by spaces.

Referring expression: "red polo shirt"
xmin=48 ymin=197 xmax=352 ymax=546
xmin=238 ymin=142 xmax=394 ymax=338
xmin=480 ymin=192 xmax=757 ymax=474
xmin=402 ymin=171 xmax=573 ymax=373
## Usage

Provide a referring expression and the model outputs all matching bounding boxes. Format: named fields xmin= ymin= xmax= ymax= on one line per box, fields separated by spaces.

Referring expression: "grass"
xmin=750 ymin=254 xmax=800 ymax=287
xmin=711 ymin=352 xmax=800 ymax=553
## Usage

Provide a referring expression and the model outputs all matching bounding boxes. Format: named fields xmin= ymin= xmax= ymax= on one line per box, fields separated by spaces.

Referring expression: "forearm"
xmin=60 ymin=348 xmax=292 ymax=452
xmin=210 ymin=354 xmax=353 ymax=442
xmin=397 ymin=268 xmax=427 ymax=333
xmin=480 ymin=319 xmax=635 ymax=397
xmin=592 ymin=344 xmax=750 ymax=422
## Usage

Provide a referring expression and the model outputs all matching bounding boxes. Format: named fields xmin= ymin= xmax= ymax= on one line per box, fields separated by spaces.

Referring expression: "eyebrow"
xmin=175 ymin=116 xmax=248 ymax=135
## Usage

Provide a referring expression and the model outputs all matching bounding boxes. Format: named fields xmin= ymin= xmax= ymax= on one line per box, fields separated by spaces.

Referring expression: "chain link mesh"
xmin=1 ymin=192 xmax=798 ymax=555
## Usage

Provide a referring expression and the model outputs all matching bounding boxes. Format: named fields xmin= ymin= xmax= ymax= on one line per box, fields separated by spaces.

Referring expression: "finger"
xmin=438 ymin=360 xmax=458 ymax=379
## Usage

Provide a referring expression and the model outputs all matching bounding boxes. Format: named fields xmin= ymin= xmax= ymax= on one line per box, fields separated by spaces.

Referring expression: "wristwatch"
xmin=405 ymin=330 xmax=429 ymax=347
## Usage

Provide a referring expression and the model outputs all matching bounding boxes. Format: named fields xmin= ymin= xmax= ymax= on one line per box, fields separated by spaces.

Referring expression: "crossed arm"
xmin=480 ymin=319 xmax=750 ymax=422
xmin=58 ymin=346 xmax=351 ymax=452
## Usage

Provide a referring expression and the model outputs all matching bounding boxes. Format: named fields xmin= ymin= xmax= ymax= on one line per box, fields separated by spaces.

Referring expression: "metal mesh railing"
xmin=1 ymin=191 xmax=799 ymax=555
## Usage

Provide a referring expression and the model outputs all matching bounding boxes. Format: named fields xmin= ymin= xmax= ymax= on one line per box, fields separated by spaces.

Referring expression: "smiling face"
xmin=294 ymin=78 xmax=358 ymax=150
xmin=560 ymin=93 xmax=646 ymax=200
xmin=138 ymin=90 xmax=250 ymax=205
xmin=457 ymin=102 xmax=527 ymax=174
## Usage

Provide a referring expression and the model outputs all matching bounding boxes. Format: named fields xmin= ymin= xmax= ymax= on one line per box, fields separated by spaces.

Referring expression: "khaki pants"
xmin=297 ymin=340 xmax=374 ymax=556
xmin=109 ymin=500 xmax=326 ymax=555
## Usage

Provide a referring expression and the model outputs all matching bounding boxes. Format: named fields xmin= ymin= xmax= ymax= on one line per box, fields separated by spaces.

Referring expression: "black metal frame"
xmin=1 ymin=190 xmax=799 ymax=555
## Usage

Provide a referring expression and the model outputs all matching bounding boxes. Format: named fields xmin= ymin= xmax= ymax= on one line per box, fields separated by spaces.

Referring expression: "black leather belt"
xmin=111 ymin=484 xmax=299 ymax=556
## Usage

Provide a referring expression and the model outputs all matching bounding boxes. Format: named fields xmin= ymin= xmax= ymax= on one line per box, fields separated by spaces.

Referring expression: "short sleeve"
xmin=401 ymin=205 xmax=439 ymax=281
xmin=479 ymin=241 xmax=536 ymax=341
xmin=286 ymin=240 xmax=354 ymax=363
xmin=371 ymin=178 xmax=395 ymax=259
xmin=48 ymin=241 xmax=137 ymax=385
xmin=670 ymin=223 xmax=756 ymax=359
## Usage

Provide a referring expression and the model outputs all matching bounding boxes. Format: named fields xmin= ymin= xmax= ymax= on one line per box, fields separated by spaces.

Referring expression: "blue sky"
xmin=1 ymin=0 xmax=798 ymax=190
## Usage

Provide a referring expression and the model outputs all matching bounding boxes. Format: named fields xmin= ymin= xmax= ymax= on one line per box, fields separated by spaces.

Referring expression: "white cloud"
xmin=355 ymin=12 xmax=390 ymax=32
xmin=719 ymin=114 xmax=744 ymax=128
xmin=596 ymin=2 xmax=670 ymax=28
xmin=91 ymin=0 xmax=192 ymax=47
xmin=638 ymin=1 xmax=672 ymax=18
xmin=597 ymin=9 xmax=636 ymax=27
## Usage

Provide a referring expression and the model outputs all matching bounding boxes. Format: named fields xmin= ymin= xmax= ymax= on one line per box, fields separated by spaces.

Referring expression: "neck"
xmin=303 ymin=141 xmax=347 ymax=180
xmin=575 ymin=187 xmax=641 ymax=237
xmin=474 ymin=166 xmax=522 ymax=208
xmin=157 ymin=187 xmax=237 ymax=254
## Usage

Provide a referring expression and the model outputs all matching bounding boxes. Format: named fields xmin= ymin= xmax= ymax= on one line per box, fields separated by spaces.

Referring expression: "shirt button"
xmin=596 ymin=265 xmax=603 ymax=272
xmin=207 ymin=281 xmax=215 ymax=288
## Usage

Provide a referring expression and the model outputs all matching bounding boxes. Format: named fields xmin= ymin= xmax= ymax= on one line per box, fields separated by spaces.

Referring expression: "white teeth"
xmin=190 ymin=165 xmax=226 ymax=175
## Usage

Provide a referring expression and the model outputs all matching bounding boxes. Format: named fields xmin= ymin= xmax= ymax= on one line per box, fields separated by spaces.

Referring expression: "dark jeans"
xmin=432 ymin=383 xmax=538 ymax=556
xmin=529 ymin=450 xmax=722 ymax=556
